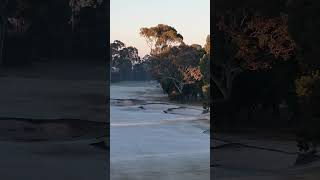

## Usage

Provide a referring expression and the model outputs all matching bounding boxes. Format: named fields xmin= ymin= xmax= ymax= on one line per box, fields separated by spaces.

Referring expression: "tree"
xmin=111 ymin=40 xmax=138 ymax=68
xmin=200 ymin=35 xmax=210 ymax=84
xmin=199 ymin=35 xmax=211 ymax=103
xmin=204 ymin=35 xmax=210 ymax=55
xmin=139 ymin=25 xmax=210 ymax=102
xmin=0 ymin=0 xmax=8 ymax=65
xmin=0 ymin=0 xmax=69 ymax=63
xmin=147 ymin=43 xmax=205 ymax=98
xmin=69 ymin=0 xmax=103 ymax=32
xmin=125 ymin=46 xmax=140 ymax=65
xmin=286 ymin=0 xmax=320 ymax=154
xmin=214 ymin=9 xmax=296 ymax=101
xmin=0 ymin=0 xmax=105 ymax=65
xmin=213 ymin=0 xmax=320 ymax=155
xmin=140 ymin=24 xmax=184 ymax=55
xmin=110 ymin=40 xmax=125 ymax=66
xmin=110 ymin=40 xmax=142 ymax=80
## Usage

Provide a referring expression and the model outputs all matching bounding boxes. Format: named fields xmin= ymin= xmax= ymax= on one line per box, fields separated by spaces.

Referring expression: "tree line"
xmin=110 ymin=40 xmax=152 ymax=82
xmin=214 ymin=0 xmax=320 ymax=154
xmin=110 ymin=24 xmax=211 ymax=108
xmin=0 ymin=0 xmax=107 ymax=66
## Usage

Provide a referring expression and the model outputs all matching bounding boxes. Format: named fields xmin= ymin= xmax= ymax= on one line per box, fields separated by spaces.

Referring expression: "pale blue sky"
xmin=111 ymin=0 xmax=210 ymax=57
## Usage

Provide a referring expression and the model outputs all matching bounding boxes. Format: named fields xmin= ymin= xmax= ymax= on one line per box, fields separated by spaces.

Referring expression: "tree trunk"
xmin=0 ymin=0 xmax=8 ymax=66
xmin=0 ymin=16 xmax=7 ymax=65
xmin=212 ymin=77 xmax=228 ymax=98
xmin=164 ymin=76 xmax=184 ymax=94
xmin=212 ymin=65 xmax=243 ymax=101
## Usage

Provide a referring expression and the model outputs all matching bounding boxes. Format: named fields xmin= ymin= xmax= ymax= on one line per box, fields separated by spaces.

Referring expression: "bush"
xmin=295 ymin=70 xmax=320 ymax=98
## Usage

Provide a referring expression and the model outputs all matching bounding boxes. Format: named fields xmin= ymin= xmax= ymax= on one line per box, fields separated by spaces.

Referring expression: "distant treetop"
xmin=140 ymin=24 xmax=184 ymax=55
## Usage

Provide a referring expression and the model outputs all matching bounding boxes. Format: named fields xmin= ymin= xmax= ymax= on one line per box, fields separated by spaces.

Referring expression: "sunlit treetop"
xmin=204 ymin=35 xmax=210 ymax=55
xmin=140 ymin=24 xmax=184 ymax=55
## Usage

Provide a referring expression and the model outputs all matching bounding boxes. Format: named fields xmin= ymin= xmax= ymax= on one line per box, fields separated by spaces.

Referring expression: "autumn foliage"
xmin=183 ymin=66 xmax=203 ymax=83
xmin=217 ymin=13 xmax=296 ymax=70
xmin=140 ymin=24 xmax=210 ymax=102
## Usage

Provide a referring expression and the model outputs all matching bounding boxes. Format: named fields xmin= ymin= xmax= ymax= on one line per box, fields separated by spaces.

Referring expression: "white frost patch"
xmin=166 ymin=108 xmax=204 ymax=116
xmin=139 ymin=103 xmax=180 ymax=111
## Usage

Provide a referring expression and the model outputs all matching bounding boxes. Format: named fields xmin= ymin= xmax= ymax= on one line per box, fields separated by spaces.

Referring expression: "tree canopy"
xmin=139 ymin=24 xmax=210 ymax=103
xmin=110 ymin=40 xmax=151 ymax=81
xmin=140 ymin=24 xmax=184 ymax=55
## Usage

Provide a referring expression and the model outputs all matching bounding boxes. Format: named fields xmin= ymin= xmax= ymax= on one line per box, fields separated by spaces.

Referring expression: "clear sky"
xmin=111 ymin=0 xmax=210 ymax=57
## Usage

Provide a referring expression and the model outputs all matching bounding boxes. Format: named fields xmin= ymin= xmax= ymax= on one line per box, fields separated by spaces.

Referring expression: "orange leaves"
xmin=183 ymin=66 xmax=203 ymax=83
xmin=247 ymin=15 xmax=296 ymax=61
xmin=217 ymin=12 xmax=296 ymax=71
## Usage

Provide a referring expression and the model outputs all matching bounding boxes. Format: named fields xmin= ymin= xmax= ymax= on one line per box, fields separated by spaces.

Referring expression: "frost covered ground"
xmin=110 ymin=81 xmax=210 ymax=180
xmin=0 ymin=61 xmax=107 ymax=180
xmin=212 ymin=132 xmax=320 ymax=180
